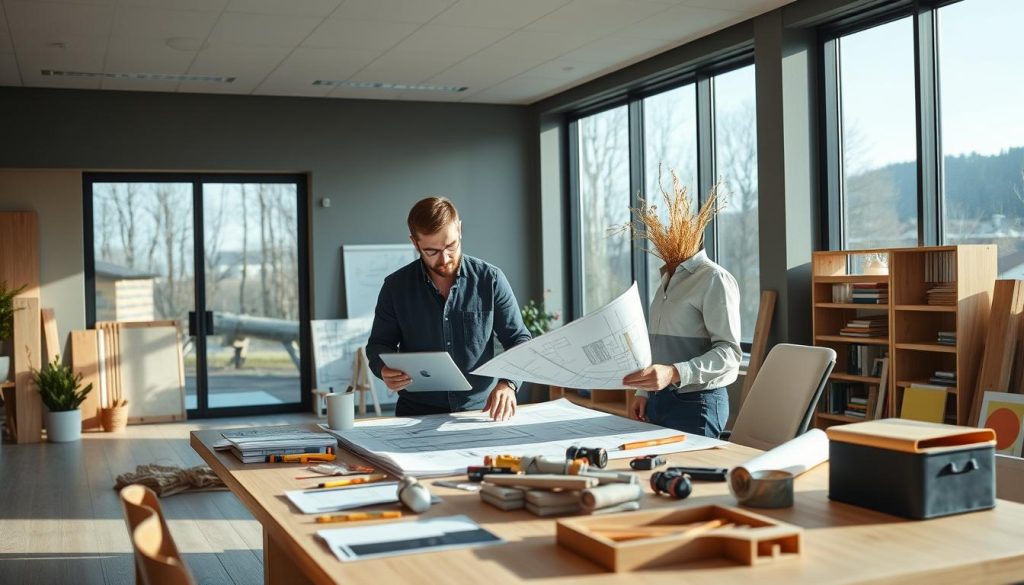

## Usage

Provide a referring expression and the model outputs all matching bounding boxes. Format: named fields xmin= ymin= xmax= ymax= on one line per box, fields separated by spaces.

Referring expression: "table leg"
xmin=263 ymin=529 xmax=313 ymax=585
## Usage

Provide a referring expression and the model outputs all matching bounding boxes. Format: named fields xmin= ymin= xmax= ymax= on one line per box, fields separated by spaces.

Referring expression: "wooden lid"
xmin=826 ymin=418 xmax=995 ymax=454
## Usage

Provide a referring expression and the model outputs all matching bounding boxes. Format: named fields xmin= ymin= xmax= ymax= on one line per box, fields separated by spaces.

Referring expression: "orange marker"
xmin=314 ymin=474 xmax=389 ymax=489
xmin=619 ymin=435 xmax=685 ymax=451
xmin=315 ymin=510 xmax=402 ymax=523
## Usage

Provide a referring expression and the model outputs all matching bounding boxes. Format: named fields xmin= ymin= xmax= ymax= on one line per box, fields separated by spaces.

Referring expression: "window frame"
xmin=566 ymin=56 xmax=757 ymax=351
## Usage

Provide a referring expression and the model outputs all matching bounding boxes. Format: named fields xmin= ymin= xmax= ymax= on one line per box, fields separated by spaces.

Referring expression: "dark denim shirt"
xmin=366 ymin=255 xmax=532 ymax=412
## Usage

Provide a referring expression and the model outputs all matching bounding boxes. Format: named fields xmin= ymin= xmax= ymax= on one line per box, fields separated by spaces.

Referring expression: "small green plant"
xmin=521 ymin=291 xmax=560 ymax=338
xmin=33 ymin=354 xmax=93 ymax=412
xmin=0 ymin=281 xmax=27 ymax=343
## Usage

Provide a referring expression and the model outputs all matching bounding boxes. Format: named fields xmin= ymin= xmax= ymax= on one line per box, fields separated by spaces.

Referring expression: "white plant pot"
xmin=46 ymin=409 xmax=82 ymax=443
xmin=0 ymin=355 xmax=10 ymax=382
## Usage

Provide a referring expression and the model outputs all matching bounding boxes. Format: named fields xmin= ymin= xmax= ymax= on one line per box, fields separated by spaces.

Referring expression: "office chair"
xmin=726 ymin=343 xmax=836 ymax=450
xmin=120 ymin=485 xmax=195 ymax=585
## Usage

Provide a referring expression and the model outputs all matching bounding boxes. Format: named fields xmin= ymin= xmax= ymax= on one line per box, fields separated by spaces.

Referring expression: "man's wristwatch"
xmin=500 ymin=379 xmax=518 ymax=393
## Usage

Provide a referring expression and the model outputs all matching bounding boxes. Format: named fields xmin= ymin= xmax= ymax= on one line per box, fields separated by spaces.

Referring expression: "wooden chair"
xmin=726 ymin=344 xmax=836 ymax=450
xmin=119 ymin=485 xmax=194 ymax=585
xmin=133 ymin=512 xmax=196 ymax=585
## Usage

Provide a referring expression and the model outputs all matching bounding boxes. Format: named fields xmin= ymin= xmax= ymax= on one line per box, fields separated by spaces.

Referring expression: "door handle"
xmin=188 ymin=311 xmax=197 ymax=336
xmin=205 ymin=311 xmax=215 ymax=335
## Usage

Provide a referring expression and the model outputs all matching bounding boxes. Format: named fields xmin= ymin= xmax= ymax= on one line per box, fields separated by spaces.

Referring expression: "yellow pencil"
xmin=315 ymin=510 xmax=403 ymax=523
xmin=315 ymin=474 xmax=389 ymax=489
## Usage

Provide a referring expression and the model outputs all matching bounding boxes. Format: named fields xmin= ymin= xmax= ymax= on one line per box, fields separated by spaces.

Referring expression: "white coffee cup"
xmin=326 ymin=392 xmax=355 ymax=431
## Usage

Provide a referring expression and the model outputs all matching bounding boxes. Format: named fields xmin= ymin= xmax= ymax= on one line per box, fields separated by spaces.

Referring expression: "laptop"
xmin=379 ymin=352 xmax=474 ymax=392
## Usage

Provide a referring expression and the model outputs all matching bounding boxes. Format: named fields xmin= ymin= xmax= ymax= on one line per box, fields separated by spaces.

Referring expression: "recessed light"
xmin=41 ymin=69 xmax=235 ymax=83
xmin=313 ymin=79 xmax=468 ymax=92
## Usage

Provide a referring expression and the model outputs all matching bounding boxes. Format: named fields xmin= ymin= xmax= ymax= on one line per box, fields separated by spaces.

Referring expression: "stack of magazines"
xmin=220 ymin=425 xmax=338 ymax=463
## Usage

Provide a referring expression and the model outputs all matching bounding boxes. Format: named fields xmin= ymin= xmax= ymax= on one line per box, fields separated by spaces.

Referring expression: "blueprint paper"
xmin=285 ymin=482 xmax=400 ymax=514
xmin=471 ymin=282 xmax=652 ymax=389
xmin=322 ymin=399 xmax=726 ymax=477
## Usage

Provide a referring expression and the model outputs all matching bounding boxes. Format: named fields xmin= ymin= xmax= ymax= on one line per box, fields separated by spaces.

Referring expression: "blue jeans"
xmin=644 ymin=387 xmax=728 ymax=438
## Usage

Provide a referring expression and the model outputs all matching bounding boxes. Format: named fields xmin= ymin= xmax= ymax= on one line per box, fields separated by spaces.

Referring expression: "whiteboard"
xmin=119 ymin=324 xmax=185 ymax=422
xmin=342 ymin=244 xmax=418 ymax=319
xmin=311 ymin=317 xmax=397 ymax=405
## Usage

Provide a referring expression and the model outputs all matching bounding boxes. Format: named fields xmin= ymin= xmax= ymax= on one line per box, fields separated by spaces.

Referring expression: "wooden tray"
xmin=556 ymin=504 xmax=801 ymax=572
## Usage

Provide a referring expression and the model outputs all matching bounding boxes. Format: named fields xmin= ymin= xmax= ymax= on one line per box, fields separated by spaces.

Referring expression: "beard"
xmin=426 ymin=250 xmax=461 ymax=278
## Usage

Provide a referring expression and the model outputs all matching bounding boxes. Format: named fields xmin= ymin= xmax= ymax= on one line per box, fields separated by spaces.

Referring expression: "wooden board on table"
xmin=969 ymin=280 xmax=1024 ymax=427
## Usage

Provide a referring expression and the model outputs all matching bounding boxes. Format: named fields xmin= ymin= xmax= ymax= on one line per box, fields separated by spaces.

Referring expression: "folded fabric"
xmin=525 ymin=489 xmax=581 ymax=507
xmin=587 ymin=500 xmax=641 ymax=515
xmin=481 ymin=492 xmax=525 ymax=510
xmin=114 ymin=463 xmax=227 ymax=497
xmin=526 ymin=501 xmax=582 ymax=517
xmin=480 ymin=484 xmax=526 ymax=501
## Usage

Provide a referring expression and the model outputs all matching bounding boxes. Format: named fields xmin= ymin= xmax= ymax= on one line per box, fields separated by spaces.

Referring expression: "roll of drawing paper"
xmin=580 ymin=483 xmax=643 ymax=512
xmin=326 ymin=392 xmax=355 ymax=431
xmin=727 ymin=429 xmax=829 ymax=499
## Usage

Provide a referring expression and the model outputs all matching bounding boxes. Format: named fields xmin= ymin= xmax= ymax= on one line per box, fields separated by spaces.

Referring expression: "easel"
xmin=348 ymin=347 xmax=381 ymax=417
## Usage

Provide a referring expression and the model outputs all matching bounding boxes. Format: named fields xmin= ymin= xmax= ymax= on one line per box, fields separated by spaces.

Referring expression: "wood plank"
xmin=39 ymin=308 xmax=60 ymax=365
xmin=70 ymin=330 xmax=102 ymax=431
xmin=0 ymin=211 xmax=40 ymax=298
xmin=969 ymin=280 xmax=1024 ymax=426
xmin=740 ymin=289 xmax=776 ymax=407
xmin=13 ymin=296 xmax=41 ymax=443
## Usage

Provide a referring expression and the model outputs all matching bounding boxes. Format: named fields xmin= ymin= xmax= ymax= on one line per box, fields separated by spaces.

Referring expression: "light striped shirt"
xmin=636 ymin=249 xmax=742 ymax=397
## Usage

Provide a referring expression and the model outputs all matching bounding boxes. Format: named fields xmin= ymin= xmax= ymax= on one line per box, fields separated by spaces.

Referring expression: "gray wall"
xmin=0 ymin=87 xmax=537 ymax=321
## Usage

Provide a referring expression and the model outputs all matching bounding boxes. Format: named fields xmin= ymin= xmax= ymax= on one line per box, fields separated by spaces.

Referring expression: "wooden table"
xmin=192 ymin=426 xmax=1024 ymax=585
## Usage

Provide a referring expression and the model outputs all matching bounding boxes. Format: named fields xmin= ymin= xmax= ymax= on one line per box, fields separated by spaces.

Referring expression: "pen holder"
xmin=326 ymin=392 xmax=355 ymax=431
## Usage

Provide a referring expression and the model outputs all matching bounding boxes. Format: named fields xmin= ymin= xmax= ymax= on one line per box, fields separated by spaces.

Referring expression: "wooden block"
xmin=0 ymin=211 xmax=40 ymax=298
xmin=70 ymin=330 xmax=102 ymax=431
xmin=40 ymin=308 xmax=60 ymax=364
xmin=969 ymin=280 xmax=1024 ymax=427
xmin=484 ymin=474 xmax=598 ymax=491
xmin=13 ymin=296 xmax=41 ymax=443
xmin=741 ymin=290 xmax=777 ymax=407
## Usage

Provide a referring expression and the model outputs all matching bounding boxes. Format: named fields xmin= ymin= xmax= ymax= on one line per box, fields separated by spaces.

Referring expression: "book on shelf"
xmin=928 ymin=370 xmax=956 ymax=387
xmin=926 ymin=284 xmax=956 ymax=306
xmin=872 ymin=357 xmax=889 ymax=420
xmin=839 ymin=328 xmax=887 ymax=337
xmin=936 ymin=331 xmax=956 ymax=345
xmin=845 ymin=345 xmax=885 ymax=376
xmin=924 ymin=251 xmax=956 ymax=284
xmin=831 ymin=283 xmax=853 ymax=303
xmin=899 ymin=384 xmax=948 ymax=423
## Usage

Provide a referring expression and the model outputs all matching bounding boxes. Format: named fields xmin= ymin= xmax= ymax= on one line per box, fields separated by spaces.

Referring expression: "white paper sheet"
xmin=318 ymin=514 xmax=502 ymax=562
xmin=727 ymin=429 xmax=829 ymax=497
xmin=322 ymin=398 xmax=727 ymax=477
xmin=285 ymin=482 xmax=400 ymax=514
xmin=471 ymin=283 xmax=651 ymax=389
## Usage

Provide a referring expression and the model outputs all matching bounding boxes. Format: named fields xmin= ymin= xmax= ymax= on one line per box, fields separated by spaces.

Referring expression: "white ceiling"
xmin=0 ymin=0 xmax=793 ymax=105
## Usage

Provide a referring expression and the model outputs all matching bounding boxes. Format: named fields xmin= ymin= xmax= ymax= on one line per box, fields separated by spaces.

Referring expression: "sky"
xmin=840 ymin=0 xmax=1024 ymax=169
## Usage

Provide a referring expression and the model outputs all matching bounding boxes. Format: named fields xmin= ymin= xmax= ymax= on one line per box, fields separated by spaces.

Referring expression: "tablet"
xmin=379 ymin=352 xmax=474 ymax=392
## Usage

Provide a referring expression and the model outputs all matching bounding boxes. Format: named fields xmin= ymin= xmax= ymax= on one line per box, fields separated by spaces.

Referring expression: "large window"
xmin=570 ymin=61 xmax=760 ymax=345
xmin=714 ymin=65 xmax=759 ymax=341
xmin=577 ymin=106 xmax=631 ymax=314
xmin=939 ymin=0 xmax=1024 ymax=276
xmin=642 ymin=84 xmax=698 ymax=303
xmin=824 ymin=0 xmax=1024 ymax=266
xmin=836 ymin=17 xmax=918 ymax=250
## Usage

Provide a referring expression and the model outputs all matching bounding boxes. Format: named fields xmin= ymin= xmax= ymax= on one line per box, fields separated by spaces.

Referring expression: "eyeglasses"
xmin=420 ymin=239 xmax=460 ymax=259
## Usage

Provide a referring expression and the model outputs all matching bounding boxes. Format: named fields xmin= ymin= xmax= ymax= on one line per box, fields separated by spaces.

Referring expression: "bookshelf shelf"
xmin=814 ymin=275 xmax=892 ymax=284
xmin=815 ymin=302 xmax=889 ymax=310
xmin=830 ymin=373 xmax=881 ymax=384
xmin=896 ymin=380 xmax=956 ymax=391
xmin=894 ymin=342 xmax=958 ymax=354
xmin=811 ymin=245 xmax=996 ymax=428
xmin=815 ymin=335 xmax=889 ymax=346
xmin=894 ymin=304 xmax=957 ymax=312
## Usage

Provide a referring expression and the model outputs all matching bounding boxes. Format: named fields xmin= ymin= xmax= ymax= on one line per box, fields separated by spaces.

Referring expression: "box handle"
xmin=942 ymin=459 xmax=979 ymax=476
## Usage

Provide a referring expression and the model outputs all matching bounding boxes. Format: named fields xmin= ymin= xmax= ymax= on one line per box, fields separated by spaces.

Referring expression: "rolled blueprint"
xmin=580 ymin=483 xmax=643 ymax=512
xmin=727 ymin=429 xmax=829 ymax=500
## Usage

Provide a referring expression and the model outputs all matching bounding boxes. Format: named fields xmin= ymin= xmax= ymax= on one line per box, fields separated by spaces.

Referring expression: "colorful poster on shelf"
xmin=978 ymin=391 xmax=1024 ymax=457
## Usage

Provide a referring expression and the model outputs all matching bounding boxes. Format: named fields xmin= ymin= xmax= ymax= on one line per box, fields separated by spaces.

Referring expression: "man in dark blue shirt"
xmin=366 ymin=197 xmax=532 ymax=420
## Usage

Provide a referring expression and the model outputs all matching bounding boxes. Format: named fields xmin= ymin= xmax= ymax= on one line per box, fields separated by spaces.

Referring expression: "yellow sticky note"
xmin=900 ymin=384 xmax=948 ymax=423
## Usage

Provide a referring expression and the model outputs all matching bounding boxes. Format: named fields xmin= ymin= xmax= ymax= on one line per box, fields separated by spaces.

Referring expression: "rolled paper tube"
xmin=576 ymin=469 xmax=638 ymax=485
xmin=727 ymin=428 xmax=828 ymax=499
xmin=523 ymin=455 xmax=584 ymax=475
xmin=580 ymin=483 xmax=643 ymax=512
xmin=589 ymin=500 xmax=641 ymax=515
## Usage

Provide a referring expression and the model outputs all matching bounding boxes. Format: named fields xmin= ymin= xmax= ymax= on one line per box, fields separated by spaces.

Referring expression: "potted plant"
xmin=521 ymin=290 xmax=560 ymax=338
xmin=0 ymin=281 xmax=27 ymax=382
xmin=33 ymin=354 xmax=93 ymax=442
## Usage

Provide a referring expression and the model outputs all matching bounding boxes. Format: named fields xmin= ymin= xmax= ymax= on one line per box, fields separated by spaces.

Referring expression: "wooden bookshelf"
xmin=811 ymin=245 xmax=997 ymax=429
xmin=811 ymin=248 xmax=893 ymax=428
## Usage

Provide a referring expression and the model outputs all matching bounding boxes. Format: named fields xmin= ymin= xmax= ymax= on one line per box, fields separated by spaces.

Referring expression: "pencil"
xmin=315 ymin=510 xmax=402 ymax=523
xmin=618 ymin=435 xmax=685 ymax=451
xmin=314 ymin=474 xmax=389 ymax=489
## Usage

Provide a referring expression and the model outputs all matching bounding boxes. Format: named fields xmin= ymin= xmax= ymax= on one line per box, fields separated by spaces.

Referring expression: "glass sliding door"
xmin=85 ymin=173 xmax=309 ymax=417
xmin=202 ymin=182 xmax=302 ymax=409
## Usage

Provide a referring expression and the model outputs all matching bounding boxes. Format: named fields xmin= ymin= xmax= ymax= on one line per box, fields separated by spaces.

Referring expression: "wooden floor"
xmin=0 ymin=411 xmax=324 ymax=585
